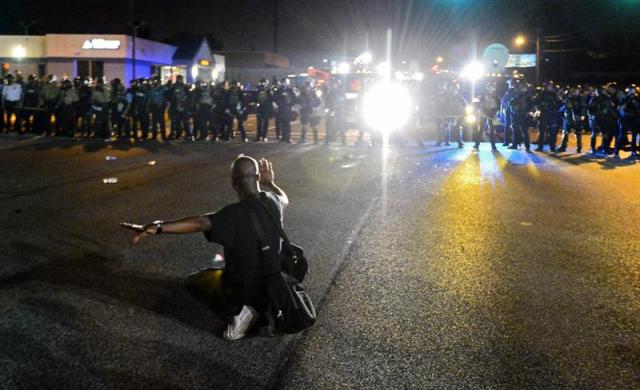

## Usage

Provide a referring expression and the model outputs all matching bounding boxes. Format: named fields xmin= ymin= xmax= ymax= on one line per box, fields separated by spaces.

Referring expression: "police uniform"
xmin=228 ymin=83 xmax=247 ymax=141
xmin=255 ymin=81 xmax=273 ymax=141
xmin=194 ymin=82 xmax=214 ymax=140
xmin=615 ymin=89 xmax=640 ymax=157
xmin=474 ymin=87 xmax=498 ymax=150
xmin=57 ymin=81 xmax=79 ymax=137
xmin=132 ymin=79 xmax=151 ymax=140
xmin=587 ymin=90 xmax=618 ymax=154
xmin=22 ymin=76 xmax=42 ymax=134
xmin=508 ymin=85 xmax=534 ymax=151
xmin=558 ymin=91 xmax=585 ymax=153
xmin=169 ymin=78 xmax=191 ymax=139
xmin=533 ymin=86 xmax=562 ymax=152
xmin=148 ymin=79 xmax=167 ymax=140
xmin=275 ymin=81 xmax=296 ymax=142
xmin=92 ymin=81 xmax=111 ymax=139
xmin=299 ymin=85 xmax=322 ymax=144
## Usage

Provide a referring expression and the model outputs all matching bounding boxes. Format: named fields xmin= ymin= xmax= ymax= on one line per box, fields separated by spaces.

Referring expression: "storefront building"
xmin=166 ymin=35 xmax=225 ymax=83
xmin=0 ymin=34 xmax=176 ymax=84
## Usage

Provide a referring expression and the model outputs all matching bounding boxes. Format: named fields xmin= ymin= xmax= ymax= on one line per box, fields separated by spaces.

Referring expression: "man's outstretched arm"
xmin=259 ymin=158 xmax=289 ymax=207
xmin=123 ymin=215 xmax=211 ymax=244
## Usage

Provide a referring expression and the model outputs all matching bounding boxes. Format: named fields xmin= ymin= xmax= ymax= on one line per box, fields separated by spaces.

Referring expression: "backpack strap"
xmin=257 ymin=192 xmax=294 ymax=250
xmin=247 ymin=207 xmax=271 ymax=254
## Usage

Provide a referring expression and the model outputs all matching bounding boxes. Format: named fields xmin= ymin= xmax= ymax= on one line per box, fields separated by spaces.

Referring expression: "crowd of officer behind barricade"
xmin=423 ymin=76 xmax=639 ymax=158
xmin=0 ymin=72 xmax=344 ymax=145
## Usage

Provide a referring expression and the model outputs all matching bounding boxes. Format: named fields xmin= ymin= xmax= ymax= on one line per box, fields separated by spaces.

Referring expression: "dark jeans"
xmin=616 ymin=117 xmax=639 ymax=154
xmin=537 ymin=115 xmax=558 ymax=150
xmin=560 ymin=120 xmax=583 ymax=151
xmin=256 ymin=112 xmax=270 ymax=139
xmin=4 ymin=101 xmax=21 ymax=133
xmin=150 ymin=105 xmax=166 ymax=138
xmin=512 ymin=114 xmax=530 ymax=149
xmin=474 ymin=117 xmax=496 ymax=148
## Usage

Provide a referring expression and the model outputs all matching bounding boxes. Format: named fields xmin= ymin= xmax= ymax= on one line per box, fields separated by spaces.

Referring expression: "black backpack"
xmin=247 ymin=195 xmax=316 ymax=334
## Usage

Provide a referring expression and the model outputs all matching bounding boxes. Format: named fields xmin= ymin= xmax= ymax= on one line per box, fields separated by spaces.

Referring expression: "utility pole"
xmin=273 ymin=0 xmax=279 ymax=53
xmin=19 ymin=20 xmax=37 ymax=36
xmin=128 ymin=0 xmax=146 ymax=81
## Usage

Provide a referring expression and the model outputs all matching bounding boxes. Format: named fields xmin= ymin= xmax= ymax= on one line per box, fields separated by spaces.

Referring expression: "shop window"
xmin=77 ymin=60 xmax=104 ymax=80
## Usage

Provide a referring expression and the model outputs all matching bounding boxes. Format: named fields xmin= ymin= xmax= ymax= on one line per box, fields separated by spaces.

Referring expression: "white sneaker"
xmin=223 ymin=305 xmax=259 ymax=341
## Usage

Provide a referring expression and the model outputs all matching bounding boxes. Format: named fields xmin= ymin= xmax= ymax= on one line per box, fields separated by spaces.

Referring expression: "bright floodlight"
xmin=363 ymin=82 xmax=412 ymax=133
xmin=436 ymin=56 xmax=444 ymax=63
xmin=375 ymin=62 xmax=391 ymax=75
xmin=337 ymin=62 xmax=351 ymax=74
xmin=191 ymin=65 xmax=199 ymax=79
xmin=359 ymin=52 xmax=373 ymax=64
xmin=12 ymin=45 xmax=26 ymax=59
xmin=461 ymin=60 xmax=485 ymax=82
xmin=413 ymin=72 xmax=424 ymax=81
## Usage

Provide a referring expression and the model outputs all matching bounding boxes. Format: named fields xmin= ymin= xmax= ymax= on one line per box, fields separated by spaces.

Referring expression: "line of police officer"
xmin=0 ymin=73 xmax=335 ymax=144
xmin=497 ymin=79 xmax=639 ymax=157
xmin=428 ymin=77 xmax=639 ymax=158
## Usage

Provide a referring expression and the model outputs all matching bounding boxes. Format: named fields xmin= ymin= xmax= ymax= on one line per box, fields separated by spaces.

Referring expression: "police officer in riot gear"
xmin=168 ymin=75 xmax=191 ymax=140
xmin=325 ymin=79 xmax=347 ymax=145
xmin=299 ymin=83 xmax=322 ymax=144
xmin=76 ymin=77 xmax=93 ymax=137
xmin=474 ymin=82 xmax=499 ymax=151
xmin=92 ymin=78 xmax=111 ymax=140
xmin=436 ymin=82 xmax=465 ymax=148
xmin=131 ymin=78 xmax=151 ymax=141
xmin=213 ymin=81 xmax=230 ymax=141
xmin=40 ymin=75 xmax=60 ymax=136
xmin=615 ymin=86 xmax=639 ymax=158
xmin=110 ymin=78 xmax=129 ymax=138
xmin=228 ymin=81 xmax=248 ymax=142
xmin=148 ymin=77 xmax=167 ymax=140
xmin=255 ymin=79 xmax=273 ymax=142
xmin=57 ymin=79 xmax=79 ymax=137
xmin=500 ymin=78 xmax=518 ymax=146
xmin=508 ymin=81 xmax=534 ymax=151
xmin=22 ymin=74 xmax=41 ymax=134
xmin=275 ymin=78 xmax=296 ymax=143
xmin=194 ymin=80 xmax=215 ymax=141
xmin=533 ymin=82 xmax=562 ymax=152
xmin=558 ymin=87 xmax=585 ymax=153
xmin=587 ymin=86 xmax=618 ymax=154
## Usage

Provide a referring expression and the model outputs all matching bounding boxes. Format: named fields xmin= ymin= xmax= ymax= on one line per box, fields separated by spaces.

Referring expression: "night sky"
xmin=2 ymin=0 xmax=639 ymax=79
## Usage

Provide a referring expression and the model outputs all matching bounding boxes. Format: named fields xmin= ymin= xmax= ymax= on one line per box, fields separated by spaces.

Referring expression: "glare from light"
xmin=12 ymin=45 xmax=26 ymax=59
xmin=514 ymin=35 xmax=527 ymax=47
xmin=465 ymin=105 xmax=474 ymax=115
xmin=363 ymin=81 xmax=412 ymax=133
xmin=461 ymin=60 xmax=485 ymax=82
xmin=211 ymin=68 xmax=218 ymax=80
xmin=376 ymin=62 xmax=391 ymax=75
xmin=394 ymin=70 xmax=404 ymax=80
xmin=191 ymin=65 xmax=199 ymax=79
xmin=465 ymin=114 xmax=477 ymax=124
xmin=436 ymin=56 xmax=444 ymax=63
xmin=413 ymin=72 xmax=424 ymax=81
xmin=359 ymin=52 xmax=373 ymax=64
xmin=322 ymin=58 xmax=328 ymax=63
xmin=337 ymin=62 xmax=351 ymax=74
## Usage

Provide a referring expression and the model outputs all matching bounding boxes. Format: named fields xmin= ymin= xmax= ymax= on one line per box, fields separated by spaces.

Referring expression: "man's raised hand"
xmin=259 ymin=158 xmax=274 ymax=185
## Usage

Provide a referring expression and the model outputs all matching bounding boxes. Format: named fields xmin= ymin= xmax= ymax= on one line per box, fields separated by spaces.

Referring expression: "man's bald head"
xmin=231 ymin=155 xmax=259 ymax=197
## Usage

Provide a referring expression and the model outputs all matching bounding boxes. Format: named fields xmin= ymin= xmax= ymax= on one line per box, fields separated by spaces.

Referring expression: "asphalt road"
xmin=1 ymin=133 xmax=639 ymax=389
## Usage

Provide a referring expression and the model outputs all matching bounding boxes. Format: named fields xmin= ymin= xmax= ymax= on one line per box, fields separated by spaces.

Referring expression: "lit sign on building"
xmin=505 ymin=54 xmax=537 ymax=68
xmin=82 ymin=39 xmax=121 ymax=50
xmin=198 ymin=59 xmax=211 ymax=66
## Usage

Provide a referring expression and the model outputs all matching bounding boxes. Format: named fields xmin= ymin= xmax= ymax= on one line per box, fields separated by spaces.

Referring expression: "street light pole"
xmin=273 ymin=0 xmax=279 ymax=53
xmin=535 ymin=25 xmax=541 ymax=86
xmin=19 ymin=20 xmax=37 ymax=36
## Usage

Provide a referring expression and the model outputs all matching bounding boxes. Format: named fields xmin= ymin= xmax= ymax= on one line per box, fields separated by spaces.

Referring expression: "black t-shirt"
xmin=203 ymin=192 xmax=285 ymax=309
